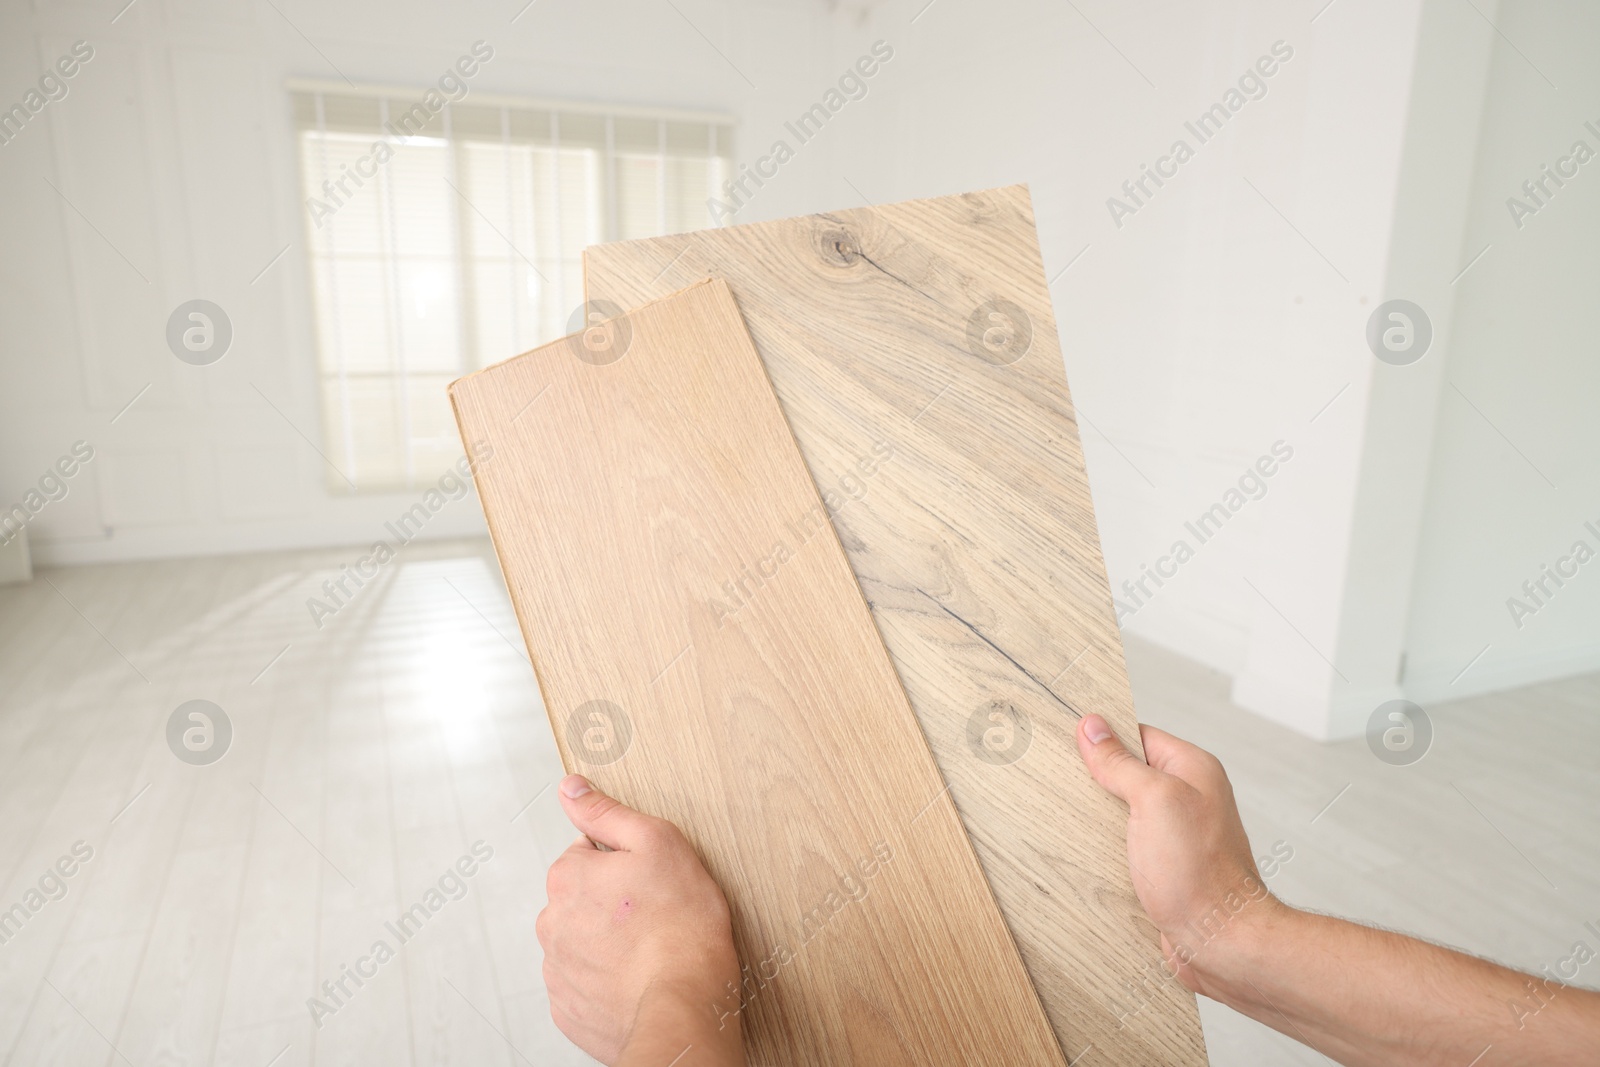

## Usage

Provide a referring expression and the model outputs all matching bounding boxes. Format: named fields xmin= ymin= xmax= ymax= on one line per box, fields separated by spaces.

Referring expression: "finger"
xmin=558 ymin=774 xmax=657 ymax=852
xmin=1077 ymin=714 xmax=1164 ymax=803
xmin=1138 ymin=724 xmax=1222 ymax=785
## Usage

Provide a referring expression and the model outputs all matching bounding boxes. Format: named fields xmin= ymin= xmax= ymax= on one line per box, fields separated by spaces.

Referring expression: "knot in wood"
xmin=814 ymin=225 xmax=863 ymax=268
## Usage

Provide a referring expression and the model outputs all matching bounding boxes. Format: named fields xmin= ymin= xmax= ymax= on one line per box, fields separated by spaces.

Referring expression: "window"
xmin=292 ymin=85 xmax=733 ymax=491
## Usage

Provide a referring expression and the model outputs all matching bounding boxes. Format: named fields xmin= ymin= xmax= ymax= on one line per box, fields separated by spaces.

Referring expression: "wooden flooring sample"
xmin=583 ymin=187 xmax=1210 ymax=1066
xmin=449 ymin=280 xmax=1068 ymax=1067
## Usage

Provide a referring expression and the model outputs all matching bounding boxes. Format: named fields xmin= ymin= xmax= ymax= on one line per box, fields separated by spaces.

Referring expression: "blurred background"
xmin=0 ymin=0 xmax=1595 ymax=1063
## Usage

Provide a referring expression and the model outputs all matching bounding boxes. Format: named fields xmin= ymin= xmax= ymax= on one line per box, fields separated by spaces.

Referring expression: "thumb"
xmin=1076 ymin=714 xmax=1163 ymax=805
xmin=558 ymin=775 xmax=655 ymax=851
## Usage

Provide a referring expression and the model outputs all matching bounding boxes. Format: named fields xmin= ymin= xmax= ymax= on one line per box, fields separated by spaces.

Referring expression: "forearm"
xmin=1198 ymin=902 xmax=1600 ymax=1067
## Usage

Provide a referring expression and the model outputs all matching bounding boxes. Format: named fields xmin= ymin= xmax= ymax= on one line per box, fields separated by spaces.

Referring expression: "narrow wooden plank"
xmin=583 ymin=187 xmax=1210 ymax=1066
xmin=93 ymin=557 xmax=273 ymax=1067
xmin=210 ymin=584 xmax=321 ymax=1067
xmin=309 ymin=663 xmax=414 ymax=1067
xmin=450 ymin=279 xmax=1068 ymax=1067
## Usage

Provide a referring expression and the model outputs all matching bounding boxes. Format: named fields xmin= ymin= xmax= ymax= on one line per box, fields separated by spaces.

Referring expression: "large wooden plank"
xmin=583 ymin=187 xmax=1210 ymax=1066
xmin=449 ymin=280 xmax=1067 ymax=1067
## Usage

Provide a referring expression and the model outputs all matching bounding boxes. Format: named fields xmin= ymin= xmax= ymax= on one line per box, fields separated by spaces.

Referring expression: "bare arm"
xmin=1076 ymin=713 xmax=1600 ymax=1067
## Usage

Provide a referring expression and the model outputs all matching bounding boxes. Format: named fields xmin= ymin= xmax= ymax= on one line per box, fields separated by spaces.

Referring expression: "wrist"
xmin=619 ymin=979 xmax=744 ymax=1067
xmin=1178 ymin=894 xmax=1300 ymax=1006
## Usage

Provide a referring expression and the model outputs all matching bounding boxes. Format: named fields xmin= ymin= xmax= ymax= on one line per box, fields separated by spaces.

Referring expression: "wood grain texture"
xmin=583 ymin=187 xmax=1210 ymax=1066
xmin=449 ymin=279 xmax=1068 ymax=1067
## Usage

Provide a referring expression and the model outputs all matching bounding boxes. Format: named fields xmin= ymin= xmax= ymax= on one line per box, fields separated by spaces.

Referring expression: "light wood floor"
xmin=0 ymin=539 xmax=1593 ymax=1066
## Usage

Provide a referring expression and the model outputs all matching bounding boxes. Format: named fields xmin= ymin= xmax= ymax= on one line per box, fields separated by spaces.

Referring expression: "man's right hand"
xmin=1075 ymin=712 xmax=1600 ymax=1067
xmin=1074 ymin=713 xmax=1282 ymax=997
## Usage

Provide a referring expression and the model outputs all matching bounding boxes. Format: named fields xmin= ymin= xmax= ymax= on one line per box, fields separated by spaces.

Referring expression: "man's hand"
xmin=1075 ymin=713 xmax=1600 ymax=1067
xmin=1074 ymin=713 xmax=1280 ymax=997
xmin=537 ymin=775 xmax=744 ymax=1067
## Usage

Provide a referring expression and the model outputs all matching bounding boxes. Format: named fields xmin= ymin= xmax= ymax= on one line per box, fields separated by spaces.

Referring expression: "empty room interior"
xmin=0 ymin=1 xmax=1596 ymax=1065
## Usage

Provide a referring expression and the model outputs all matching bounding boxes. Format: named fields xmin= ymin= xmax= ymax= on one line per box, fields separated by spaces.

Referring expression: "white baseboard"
xmin=1227 ymin=667 xmax=1397 ymax=742
xmin=1119 ymin=607 xmax=1246 ymax=681
xmin=0 ymin=528 xmax=32 ymax=584
xmin=1129 ymin=622 xmax=1599 ymax=740
xmin=1404 ymin=642 xmax=1600 ymax=707
xmin=28 ymin=509 xmax=490 ymax=567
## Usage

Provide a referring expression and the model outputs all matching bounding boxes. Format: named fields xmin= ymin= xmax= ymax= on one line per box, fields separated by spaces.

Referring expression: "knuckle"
xmin=545 ymin=859 xmax=570 ymax=897
xmin=1098 ymin=748 xmax=1140 ymax=784
xmin=705 ymin=888 xmax=733 ymax=927
xmin=1190 ymin=756 xmax=1234 ymax=803
xmin=587 ymin=795 xmax=623 ymax=823
xmin=1100 ymin=746 xmax=1133 ymax=770
xmin=549 ymin=1000 xmax=576 ymax=1039
xmin=640 ymin=817 xmax=684 ymax=851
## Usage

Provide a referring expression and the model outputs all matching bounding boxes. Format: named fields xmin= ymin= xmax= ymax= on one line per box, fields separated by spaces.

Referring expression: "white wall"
xmin=803 ymin=0 xmax=1596 ymax=734
xmin=0 ymin=0 xmax=836 ymax=565
xmin=813 ymin=0 xmax=1338 ymax=680
xmin=1402 ymin=0 xmax=1600 ymax=702
xmin=5 ymin=0 xmax=1595 ymax=734
xmin=811 ymin=0 xmax=1454 ymax=737
xmin=1238 ymin=0 xmax=1498 ymax=736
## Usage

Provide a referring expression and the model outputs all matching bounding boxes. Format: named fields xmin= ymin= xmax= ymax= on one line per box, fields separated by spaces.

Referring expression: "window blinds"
xmin=292 ymin=87 xmax=733 ymax=491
